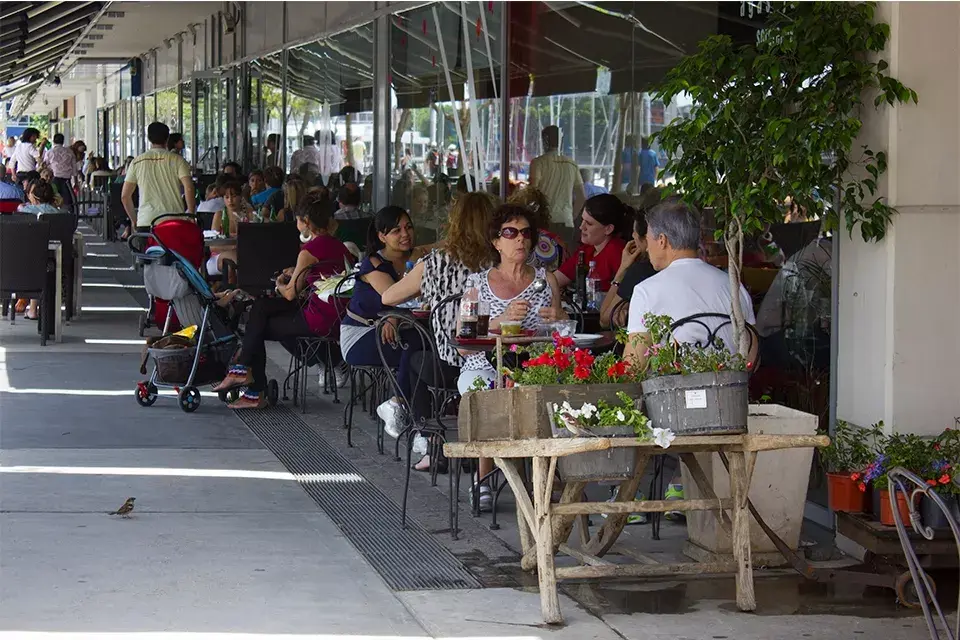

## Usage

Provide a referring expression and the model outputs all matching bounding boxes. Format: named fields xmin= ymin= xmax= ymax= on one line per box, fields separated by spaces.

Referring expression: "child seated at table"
xmin=206 ymin=181 xmax=252 ymax=277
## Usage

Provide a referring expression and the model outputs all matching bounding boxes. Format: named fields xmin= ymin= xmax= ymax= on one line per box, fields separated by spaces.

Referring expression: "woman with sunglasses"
xmin=458 ymin=204 xmax=566 ymax=510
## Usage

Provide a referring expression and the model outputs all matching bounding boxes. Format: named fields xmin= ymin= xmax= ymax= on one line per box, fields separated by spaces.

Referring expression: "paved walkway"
xmin=0 ymin=224 xmax=937 ymax=639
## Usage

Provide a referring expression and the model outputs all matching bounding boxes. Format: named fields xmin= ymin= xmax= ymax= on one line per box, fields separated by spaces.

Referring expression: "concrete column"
xmin=837 ymin=1 xmax=960 ymax=435
xmin=82 ymin=89 xmax=97 ymax=146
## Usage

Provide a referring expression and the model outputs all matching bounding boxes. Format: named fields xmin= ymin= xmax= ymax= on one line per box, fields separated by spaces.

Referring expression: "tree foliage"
xmin=653 ymin=1 xmax=916 ymax=354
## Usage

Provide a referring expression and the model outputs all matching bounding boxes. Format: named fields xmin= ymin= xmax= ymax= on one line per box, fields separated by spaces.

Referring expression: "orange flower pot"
xmin=879 ymin=489 xmax=915 ymax=526
xmin=827 ymin=472 xmax=868 ymax=513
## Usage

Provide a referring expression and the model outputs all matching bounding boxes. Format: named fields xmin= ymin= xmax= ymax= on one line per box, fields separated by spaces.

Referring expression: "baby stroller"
xmin=128 ymin=229 xmax=269 ymax=412
xmin=137 ymin=214 xmax=205 ymax=337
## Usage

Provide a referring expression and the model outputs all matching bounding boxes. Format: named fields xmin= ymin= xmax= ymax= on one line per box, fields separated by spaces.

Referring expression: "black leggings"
xmin=238 ymin=296 xmax=313 ymax=391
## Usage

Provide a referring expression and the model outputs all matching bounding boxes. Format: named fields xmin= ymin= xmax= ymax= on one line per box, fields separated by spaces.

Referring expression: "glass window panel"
xmin=180 ymin=83 xmax=193 ymax=164
xmin=389 ymin=3 xmax=503 ymax=243
xmin=286 ymin=23 xmax=374 ymax=206
xmin=252 ymin=52 xmax=283 ymax=170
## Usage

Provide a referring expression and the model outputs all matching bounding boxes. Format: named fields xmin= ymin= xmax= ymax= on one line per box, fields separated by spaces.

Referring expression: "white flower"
xmin=652 ymin=427 xmax=677 ymax=449
xmin=560 ymin=401 xmax=574 ymax=414
xmin=615 ymin=410 xmax=626 ymax=423
xmin=579 ymin=403 xmax=597 ymax=419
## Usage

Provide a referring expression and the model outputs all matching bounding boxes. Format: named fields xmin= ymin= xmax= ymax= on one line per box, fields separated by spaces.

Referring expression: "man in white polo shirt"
xmin=623 ymin=198 xmax=757 ymax=365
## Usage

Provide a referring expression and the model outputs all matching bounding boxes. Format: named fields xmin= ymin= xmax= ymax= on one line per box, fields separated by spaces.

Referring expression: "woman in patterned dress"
xmin=382 ymin=191 xmax=497 ymax=471
xmin=459 ymin=204 xmax=567 ymax=510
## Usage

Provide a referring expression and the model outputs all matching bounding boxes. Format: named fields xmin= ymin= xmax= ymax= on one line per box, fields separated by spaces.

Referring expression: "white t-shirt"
xmin=626 ymin=258 xmax=756 ymax=353
xmin=12 ymin=141 xmax=40 ymax=173
xmin=197 ymin=197 xmax=224 ymax=213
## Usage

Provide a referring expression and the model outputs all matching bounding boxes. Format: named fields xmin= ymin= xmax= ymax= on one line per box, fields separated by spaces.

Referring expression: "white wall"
xmin=838 ymin=1 xmax=960 ymax=435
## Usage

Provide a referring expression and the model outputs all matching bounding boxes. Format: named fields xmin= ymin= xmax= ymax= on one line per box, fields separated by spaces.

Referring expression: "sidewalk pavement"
xmin=0 ymin=224 xmax=937 ymax=639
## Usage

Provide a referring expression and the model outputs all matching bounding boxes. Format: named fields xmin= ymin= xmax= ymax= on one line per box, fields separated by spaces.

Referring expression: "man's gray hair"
xmin=646 ymin=198 xmax=701 ymax=251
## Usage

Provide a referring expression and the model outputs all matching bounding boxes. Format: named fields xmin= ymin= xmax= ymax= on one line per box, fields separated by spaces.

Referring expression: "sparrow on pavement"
xmin=109 ymin=497 xmax=136 ymax=518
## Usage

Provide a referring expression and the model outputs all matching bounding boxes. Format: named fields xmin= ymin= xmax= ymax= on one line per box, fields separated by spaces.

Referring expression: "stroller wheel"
xmin=267 ymin=379 xmax=279 ymax=407
xmin=179 ymin=386 xmax=201 ymax=413
xmin=218 ymin=388 xmax=240 ymax=403
xmin=138 ymin=314 xmax=147 ymax=337
xmin=135 ymin=381 xmax=158 ymax=407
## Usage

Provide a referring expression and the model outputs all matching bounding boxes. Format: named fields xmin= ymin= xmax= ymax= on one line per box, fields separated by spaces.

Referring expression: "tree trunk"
xmin=394 ymin=108 xmax=412 ymax=172
xmin=298 ymin=108 xmax=310 ymax=138
xmin=344 ymin=114 xmax=355 ymax=167
xmin=724 ymin=216 xmax=749 ymax=357
xmin=612 ymin=95 xmax=628 ymax=190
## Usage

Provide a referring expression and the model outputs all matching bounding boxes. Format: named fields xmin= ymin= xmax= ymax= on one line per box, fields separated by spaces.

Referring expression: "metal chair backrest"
xmin=670 ymin=312 xmax=759 ymax=363
xmin=0 ymin=218 xmax=50 ymax=294
xmin=428 ymin=292 xmax=463 ymax=372
xmin=235 ymin=221 xmax=302 ymax=293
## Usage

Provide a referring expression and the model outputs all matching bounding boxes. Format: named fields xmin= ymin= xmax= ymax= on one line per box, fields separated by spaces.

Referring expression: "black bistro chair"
xmin=374 ymin=305 xmax=462 ymax=529
xmin=0 ymin=218 xmax=52 ymax=345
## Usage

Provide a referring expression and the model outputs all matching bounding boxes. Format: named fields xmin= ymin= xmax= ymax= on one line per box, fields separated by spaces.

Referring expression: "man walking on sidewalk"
xmin=122 ymin=122 xmax=195 ymax=235
xmin=43 ymin=133 xmax=77 ymax=212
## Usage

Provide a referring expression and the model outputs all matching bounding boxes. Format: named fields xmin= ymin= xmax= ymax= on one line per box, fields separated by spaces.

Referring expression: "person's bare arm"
xmin=121 ymin=181 xmax=138 ymax=227
xmin=538 ymin=271 xmax=568 ymax=323
xmin=554 ymin=269 xmax=573 ymax=289
xmin=277 ymin=249 xmax=319 ymax=301
xmin=599 ymin=287 xmax=624 ymax=329
xmin=382 ymin=261 xmax=425 ymax=307
xmin=180 ymin=175 xmax=196 ymax=215
xmin=622 ymin=331 xmax=652 ymax=372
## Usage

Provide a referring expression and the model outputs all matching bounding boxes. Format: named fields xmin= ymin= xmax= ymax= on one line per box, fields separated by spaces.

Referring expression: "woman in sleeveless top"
xmin=459 ymin=204 xmax=567 ymax=509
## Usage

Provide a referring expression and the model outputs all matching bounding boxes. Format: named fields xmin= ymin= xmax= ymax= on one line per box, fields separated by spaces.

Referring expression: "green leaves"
xmin=654 ymin=0 xmax=914 ymax=244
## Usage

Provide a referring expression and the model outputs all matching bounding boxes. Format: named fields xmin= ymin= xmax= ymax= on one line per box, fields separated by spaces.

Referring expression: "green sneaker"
xmin=601 ymin=488 xmax=648 ymax=524
xmin=664 ymin=483 xmax=685 ymax=521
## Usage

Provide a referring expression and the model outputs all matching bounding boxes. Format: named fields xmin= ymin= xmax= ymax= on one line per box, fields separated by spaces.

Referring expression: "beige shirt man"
xmin=122 ymin=147 xmax=194 ymax=228
xmin=529 ymin=129 xmax=585 ymax=228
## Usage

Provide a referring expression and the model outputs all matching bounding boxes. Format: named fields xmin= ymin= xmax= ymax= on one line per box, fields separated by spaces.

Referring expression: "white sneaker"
xmin=377 ymin=398 xmax=404 ymax=439
xmin=412 ymin=435 xmax=429 ymax=455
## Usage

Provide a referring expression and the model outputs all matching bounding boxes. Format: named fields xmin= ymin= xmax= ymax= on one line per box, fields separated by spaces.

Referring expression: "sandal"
xmin=412 ymin=454 xmax=449 ymax=474
xmin=212 ymin=365 xmax=252 ymax=392
xmin=228 ymin=390 xmax=267 ymax=410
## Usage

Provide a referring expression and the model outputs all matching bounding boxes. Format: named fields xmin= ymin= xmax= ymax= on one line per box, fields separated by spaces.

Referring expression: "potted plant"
xmin=917 ymin=428 xmax=960 ymax=528
xmin=638 ymin=313 xmax=750 ymax=435
xmin=819 ymin=420 xmax=883 ymax=512
xmin=546 ymin=392 xmax=673 ymax=481
xmin=458 ymin=332 xmax=642 ymax=442
xmin=654 ymin=1 xmax=916 ymax=358
xmin=864 ymin=432 xmax=931 ymax=526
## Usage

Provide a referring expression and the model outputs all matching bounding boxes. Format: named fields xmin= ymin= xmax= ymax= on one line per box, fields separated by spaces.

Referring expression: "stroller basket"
xmin=149 ymin=339 xmax=236 ymax=386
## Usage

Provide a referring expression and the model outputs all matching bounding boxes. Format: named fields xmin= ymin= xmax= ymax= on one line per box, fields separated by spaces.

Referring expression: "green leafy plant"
xmin=552 ymin=393 xmax=679 ymax=448
xmin=819 ymin=420 xmax=883 ymax=473
xmin=640 ymin=313 xmax=747 ymax=378
xmin=654 ymin=1 xmax=916 ymax=356
xmin=504 ymin=333 xmax=640 ymax=386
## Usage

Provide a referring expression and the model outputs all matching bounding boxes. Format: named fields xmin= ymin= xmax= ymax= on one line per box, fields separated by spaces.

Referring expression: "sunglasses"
xmin=498 ymin=226 xmax=534 ymax=240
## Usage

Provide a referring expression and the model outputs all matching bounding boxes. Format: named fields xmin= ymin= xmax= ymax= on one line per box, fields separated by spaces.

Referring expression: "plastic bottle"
xmin=458 ymin=274 xmax=480 ymax=339
xmin=586 ymin=260 xmax=601 ymax=311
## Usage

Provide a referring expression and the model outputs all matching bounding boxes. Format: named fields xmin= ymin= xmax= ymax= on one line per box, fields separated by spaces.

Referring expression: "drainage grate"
xmin=236 ymin=405 xmax=481 ymax=591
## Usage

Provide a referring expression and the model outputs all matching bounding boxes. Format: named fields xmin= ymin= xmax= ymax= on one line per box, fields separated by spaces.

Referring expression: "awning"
xmin=0 ymin=2 xmax=107 ymax=99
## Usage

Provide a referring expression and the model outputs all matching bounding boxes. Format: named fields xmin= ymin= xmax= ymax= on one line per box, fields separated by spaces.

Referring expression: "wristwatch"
xmin=610 ymin=280 xmax=621 ymax=287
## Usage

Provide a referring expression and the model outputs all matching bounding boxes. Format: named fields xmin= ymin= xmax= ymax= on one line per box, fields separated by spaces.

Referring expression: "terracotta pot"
xmin=879 ymin=489 xmax=915 ymax=526
xmin=827 ymin=472 xmax=868 ymax=513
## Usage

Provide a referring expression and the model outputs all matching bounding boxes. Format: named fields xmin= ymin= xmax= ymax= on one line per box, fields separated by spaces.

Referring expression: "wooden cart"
xmin=444 ymin=433 xmax=828 ymax=625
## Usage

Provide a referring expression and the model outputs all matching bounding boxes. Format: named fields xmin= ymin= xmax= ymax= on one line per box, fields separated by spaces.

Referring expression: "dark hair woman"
xmin=599 ymin=207 xmax=658 ymax=329
xmin=554 ymin=193 xmax=630 ymax=294
xmin=341 ymin=206 xmax=432 ymax=437
xmin=214 ymin=194 xmax=354 ymax=409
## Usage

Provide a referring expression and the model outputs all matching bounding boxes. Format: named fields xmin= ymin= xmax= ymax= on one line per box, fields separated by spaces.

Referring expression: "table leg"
xmin=54 ymin=246 xmax=63 ymax=343
xmin=532 ymin=456 xmax=562 ymax=625
xmin=73 ymin=233 xmax=83 ymax=318
xmin=495 ymin=458 xmax=536 ymax=557
xmin=521 ymin=479 xmax=585 ymax=571
xmin=728 ymin=451 xmax=756 ymax=611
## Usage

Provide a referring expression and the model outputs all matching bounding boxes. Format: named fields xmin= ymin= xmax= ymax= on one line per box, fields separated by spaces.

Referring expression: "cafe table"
xmin=444 ymin=432 xmax=828 ymax=625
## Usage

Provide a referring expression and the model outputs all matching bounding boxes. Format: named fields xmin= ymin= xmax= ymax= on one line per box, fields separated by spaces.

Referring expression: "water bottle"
xmin=398 ymin=261 xmax=420 ymax=308
xmin=586 ymin=260 xmax=601 ymax=311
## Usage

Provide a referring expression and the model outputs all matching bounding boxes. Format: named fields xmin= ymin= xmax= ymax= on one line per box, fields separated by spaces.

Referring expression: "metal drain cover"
xmin=237 ymin=405 xmax=480 ymax=591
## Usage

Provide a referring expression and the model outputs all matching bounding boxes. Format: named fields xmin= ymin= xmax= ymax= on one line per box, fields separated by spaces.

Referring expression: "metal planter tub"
xmin=548 ymin=416 xmax=639 ymax=482
xmin=641 ymin=370 xmax=749 ymax=436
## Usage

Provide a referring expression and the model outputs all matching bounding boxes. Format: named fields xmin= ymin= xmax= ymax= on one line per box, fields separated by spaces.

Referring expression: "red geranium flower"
xmin=573 ymin=349 xmax=594 ymax=368
xmin=552 ymin=350 xmax=571 ymax=370
xmin=927 ymin=479 xmax=938 ymax=487
xmin=850 ymin=472 xmax=861 ymax=481
xmin=573 ymin=365 xmax=590 ymax=380
xmin=552 ymin=332 xmax=575 ymax=349
xmin=858 ymin=482 xmax=867 ymax=492
xmin=939 ymin=473 xmax=951 ymax=485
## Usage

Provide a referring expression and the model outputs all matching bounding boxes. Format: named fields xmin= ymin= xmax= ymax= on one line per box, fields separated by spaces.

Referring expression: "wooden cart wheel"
xmin=896 ymin=570 xmax=935 ymax=608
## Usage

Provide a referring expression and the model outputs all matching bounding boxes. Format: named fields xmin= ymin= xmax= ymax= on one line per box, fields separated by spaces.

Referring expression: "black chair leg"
xmin=39 ymin=292 xmax=47 ymax=347
xmin=401 ymin=428 xmax=415 ymax=528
